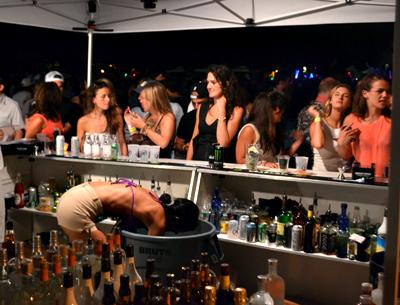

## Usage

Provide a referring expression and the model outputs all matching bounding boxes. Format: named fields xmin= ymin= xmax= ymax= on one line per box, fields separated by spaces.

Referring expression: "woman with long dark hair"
xmin=337 ymin=73 xmax=391 ymax=177
xmin=77 ymin=79 xmax=128 ymax=156
xmin=236 ymin=91 xmax=285 ymax=166
xmin=25 ymin=82 xmax=64 ymax=140
xmin=187 ymin=64 xmax=245 ymax=162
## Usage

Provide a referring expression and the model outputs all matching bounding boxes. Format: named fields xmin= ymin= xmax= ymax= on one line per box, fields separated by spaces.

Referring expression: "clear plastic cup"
xmin=149 ymin=145 xmax=160 ymax=163
xmin=138 ymin=145 xmax=150 ymax=162
xmin=128 ymin=144 xmax=140 ymax=162
xmin=295 ymin=156 xmax=309 ymax=171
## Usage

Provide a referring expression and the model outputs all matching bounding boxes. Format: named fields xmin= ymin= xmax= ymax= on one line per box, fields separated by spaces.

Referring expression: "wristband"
xmin=314 ymin=116 xmax=321 ymax=123
xmin=128 ymin=126 xmax=137 ymax=135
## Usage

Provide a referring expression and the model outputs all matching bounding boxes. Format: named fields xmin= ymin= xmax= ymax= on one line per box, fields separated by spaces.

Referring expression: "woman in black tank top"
xmin=187 ymin=65 xmax=245 ymax=163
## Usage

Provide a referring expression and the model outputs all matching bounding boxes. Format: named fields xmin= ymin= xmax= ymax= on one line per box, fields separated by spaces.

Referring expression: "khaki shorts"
xmin=56 ymin=183 xmax=103 ymax=233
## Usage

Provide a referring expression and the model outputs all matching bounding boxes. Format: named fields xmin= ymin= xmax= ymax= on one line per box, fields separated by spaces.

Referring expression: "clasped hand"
xmin=338 ymin=123 xmax=360 ymax=146
xmin=124 ymin=107 xmax=145 ymax=129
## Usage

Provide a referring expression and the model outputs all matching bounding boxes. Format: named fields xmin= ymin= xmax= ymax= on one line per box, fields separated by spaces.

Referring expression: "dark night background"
xmin=0 ymin=21 xmax=394 ymax=105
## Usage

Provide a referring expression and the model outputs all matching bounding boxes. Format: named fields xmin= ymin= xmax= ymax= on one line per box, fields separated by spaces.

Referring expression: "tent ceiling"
xmin=0 ymin=0 xmax=395 ymax=33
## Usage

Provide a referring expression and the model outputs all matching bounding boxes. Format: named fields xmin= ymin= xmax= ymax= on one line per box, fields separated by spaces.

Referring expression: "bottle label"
xmin=277 ymin=222 xmax=285 ymax=236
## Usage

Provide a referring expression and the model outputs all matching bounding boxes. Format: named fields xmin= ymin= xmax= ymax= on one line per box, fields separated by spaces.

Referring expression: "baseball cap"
xmin=45 ymin=71 xmax=64 ymax=83
xmin=190 ymin=81 xmax=208 ymax=99
xmin=134 ymin=79 xmax=156 ymax=94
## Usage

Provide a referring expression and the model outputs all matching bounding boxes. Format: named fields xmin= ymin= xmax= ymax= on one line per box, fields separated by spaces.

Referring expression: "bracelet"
xmin=141 ymin=125 xmax=148 ymax=136
xmin=314 ymin=116 xmax=321 ymax=123
xmin=217 ymin=117 xmax=226 ymax=121
xmin=128 ymin=126 xmax=137 ymax=135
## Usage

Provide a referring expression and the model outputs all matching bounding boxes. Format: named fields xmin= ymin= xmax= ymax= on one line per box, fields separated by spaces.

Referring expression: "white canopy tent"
xmin=1 ymin=1 xmax=400 ymax=303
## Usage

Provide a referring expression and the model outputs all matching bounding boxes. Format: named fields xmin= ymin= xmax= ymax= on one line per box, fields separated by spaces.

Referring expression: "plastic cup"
xmin=138 ymin=145 xmax=150 ymax=162
xmin=278 ymin=155 xmax=290 ymax=172
xmin=149 ymin=145 xmax=160 ymax=163
xmin=128 ymin=144 xmax=140 ymax=162
xmin=295 ymin=156 xmax=309 ymax=171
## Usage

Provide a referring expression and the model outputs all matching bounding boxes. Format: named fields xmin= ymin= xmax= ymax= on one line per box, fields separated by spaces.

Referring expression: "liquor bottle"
xmin=190 ymin=271 xmax=202 ymax=304
xmin=320 ymin=205 xmax=337 ymax=254
xmin=17 ymin=260 xmax=35 ymax=305
xmin=83 ymin=132 xmax=93 ymax=158
xmin=103 ymin=134 xmax=112 ymax=160
xmin=93 ymin=257 xmax=113 ymax=303
xmin=32 ymin=234 xmax=44 ymax=282
xmin=103 ymin=281 xmax=117 ymax=305
xmin=92 ymin=133 xmax=102 ymax=159
xmin=125 ymin=244 xmax=142 ymax=300
xmin=204 ymin=285 xmax=216 ymax=305
xmin=360 ymin=282 xmax=373 ymax=296
xmin=234 ymin=287 xmax=247 ymax=305
xmin=93 ymin=239 xmax=103 ymax=289
xmin=293 ymin=201 xmax=307 ymax=227
xmin=113 ymin=227 xmax=127 ymax=267
xmin=0 ymin=248 xmax=12 ymax=305
xmin=50 ymin=254 xmax=64 ymax=305
xmin=177 ymin=278 xmax=191 ymax=305
xmin=14 ymin=172 xmax=25 ymax=208
xmin=209 ymin=188 xmax=222 ymax=234
xmin=2 ymin=221 xmax=16 ymax=259
xmin=200 ymin=252 xmax=216 ymax=290
xmin=303 ymin=205 xmax=315 ymax=253
xmin=371 ymin=272 xmax=383 ymax=305
xmin=165 ymin=273 xmax=177 ymax=305
xmin=46 ymin=229 xmax=59 ymax=269
xmin=59 ymin=244 xmax=70 ymax=273
xmin=8 ymin=241 xmax=28 ymax=286
xmin=335 ymin=203 xmax=350 ymax=258
xmin=32 ymin=260 xmax=52 ymax=305
xmin=248 ymin=275 xmax=274 ymax=305
xmin=276 ymin=195 xmax=292 ymax=246
xmin=349 ymin=206 xmax=362 ymax=234
xmin=133 ymin=283 xmax=146 ymax=305
xmin=113 ymin=250 xmax=125 ymax=294
xmin=265 ymin=258 xmax=285 ymax=305
xmin=312 ymin=193 xmax=321 ymax=252
xmin=118 ymin=274 xmax=132 ymax=305
xmin=63 ymin=270 xmax=79 ymax=305
xmin=216 ymin=263 xmax=234 ymax=305
xmin=377 ymin=208 xmax=387 ymax=252
xmin=149 ymin=281 xmax=165 ymax=305
xmin=144 ymin=258 xmax=156 ymax=299
xmin=76 ymin=263 xmax=95 ymax=305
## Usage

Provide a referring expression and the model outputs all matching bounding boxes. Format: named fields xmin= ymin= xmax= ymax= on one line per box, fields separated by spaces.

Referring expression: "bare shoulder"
xmin=239 ymin=124 xmax=256 ymax=138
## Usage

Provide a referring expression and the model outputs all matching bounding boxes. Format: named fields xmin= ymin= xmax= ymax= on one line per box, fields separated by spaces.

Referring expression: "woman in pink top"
xmin=338 ymin=74 xmax=391 ymax=177
xmin=25 ymin=82 xmax=64 ymax=140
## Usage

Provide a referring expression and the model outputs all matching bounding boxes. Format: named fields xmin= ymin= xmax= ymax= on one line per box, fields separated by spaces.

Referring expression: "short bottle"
xmin=265 ymin=258 xmax=285 ymax=305
xmin=248 ymin=274 xmax=274 ymax=305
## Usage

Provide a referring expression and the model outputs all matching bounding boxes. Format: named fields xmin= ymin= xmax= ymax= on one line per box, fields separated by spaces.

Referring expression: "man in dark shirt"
xmin=174 ymin=81 xmax=208 ymax=159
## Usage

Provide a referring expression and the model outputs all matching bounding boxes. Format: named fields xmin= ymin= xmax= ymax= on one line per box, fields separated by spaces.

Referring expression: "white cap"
xmin=45 ymin=71 xmax=64 ymax=83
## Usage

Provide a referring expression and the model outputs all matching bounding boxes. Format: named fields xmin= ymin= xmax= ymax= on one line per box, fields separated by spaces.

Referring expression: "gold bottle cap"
xmin=204 ymin=285 xmax=216 ymax=304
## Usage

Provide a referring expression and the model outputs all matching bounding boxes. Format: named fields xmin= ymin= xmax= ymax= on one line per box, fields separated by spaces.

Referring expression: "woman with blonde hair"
xmin=124 ymin=81 xmax=175 ymax=158
xmin=25 ymin=82 xmax=64 ymax=140
xmin=309 ymin=83 xmax=352 ymax=172
xmin=77 ymin=79 xmax=128 ymax=156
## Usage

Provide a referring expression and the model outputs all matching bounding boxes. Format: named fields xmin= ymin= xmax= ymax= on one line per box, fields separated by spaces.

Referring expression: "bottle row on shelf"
xmin=206 ymin=188 xmax=387 ymax=263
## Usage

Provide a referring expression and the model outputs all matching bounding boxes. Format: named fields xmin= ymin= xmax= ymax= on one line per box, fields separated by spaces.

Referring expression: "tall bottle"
xmin=2 ymin=221 xmax=16 ymax=259
xmin=103 ymin=281 xmax=117 ymax=305
xmin=371 ymin=272 xmax=383 ymax=305
xmin=165 ymin=273 xmax=177 ymax=305
xmin=377 ymin=208 xmax=387 ymax=252
xmin=190 ymin=271 xmax=202 ymax=304
xmin=144 ymin=258 xmax=155 ymax=300
xmin=319 ymin=205 xmax=337 ymax=254
xmin=149 ymin=282 xmax=165 ymax=305
xmin=14 ymin=172 xmax=25 ymax=208
xmin=303 ymin=205 xmax=315 ymax=253
xmin=248 ymin=274 xmax=274 ymax=305
xmin=50 ymin=254 xmax=65 ymax=305
xmin=133 ymin=283 xmax=146 ymax=305
xmin=113 ymin=250 xmax=125 ymax=295
xmin=216 ymin=263 xmax=234 ymax=305
xmin=335 ymin=203 xmax=350 ymax=258
xmin=276 ymin=195 xmax=292 ymax=246
xmin=32 ymin=234 xmax=44 ymax=282
xmin=63 ymin=270 xmax=79 ymax=305
xmin=125 ymin=244 xmax=142 ymax=301
xmin=118 ymin=274 xmax=132 ymax=305
xmin=93 ymin=257 xmax=113 ymax=303
xmin=200 ymin=252 xmax=216 ymax=288
xmin=76 ymin=263 xmax=95 ymax=305
xmin=32 ymin=260 xmax=52 ymax=305
xmin=46 ymin=229 xmax=59 ymax=270
xmin=265 ymin=258 xmax=285 ymax=305
xmin=209 ymin=188 xmax=222 ymax=234
xmin=312 ymin=193 xmax=321 ymax=252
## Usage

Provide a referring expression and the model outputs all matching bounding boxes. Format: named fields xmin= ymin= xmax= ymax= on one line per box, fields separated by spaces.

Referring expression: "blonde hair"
xmin=323 ymin=83 xmax=352 ymax=117
xmin=142 ymin=81 xmax=172 ymax=114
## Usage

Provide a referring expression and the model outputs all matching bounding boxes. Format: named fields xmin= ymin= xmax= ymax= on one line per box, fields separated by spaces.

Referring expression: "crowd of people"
xmin=0 ymin=65 xmax=392 ymax=177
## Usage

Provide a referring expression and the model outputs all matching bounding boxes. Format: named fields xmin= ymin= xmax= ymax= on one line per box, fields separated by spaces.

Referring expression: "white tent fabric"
xmin=0 ymin=0 xmax=395 ymax=34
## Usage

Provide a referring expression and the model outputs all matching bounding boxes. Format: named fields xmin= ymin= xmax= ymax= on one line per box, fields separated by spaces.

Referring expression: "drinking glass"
xmin=295 ymin=156 xmax=308 ymax=171
xmin=277 ymin=155 xmax=290 ymax=173
xmin=245 ymin=144 xmax=261 ymax=171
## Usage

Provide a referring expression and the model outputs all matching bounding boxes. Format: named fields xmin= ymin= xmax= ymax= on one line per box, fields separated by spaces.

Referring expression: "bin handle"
xmin=209 ymin=232 xmax=224 ymax=264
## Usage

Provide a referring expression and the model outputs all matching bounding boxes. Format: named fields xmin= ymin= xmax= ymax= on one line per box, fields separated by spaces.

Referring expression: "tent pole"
xmin=87 ymin=29 xmax=93 ymax=88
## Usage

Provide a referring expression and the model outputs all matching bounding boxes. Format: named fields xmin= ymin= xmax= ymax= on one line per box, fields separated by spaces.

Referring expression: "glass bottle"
xmin=176 ymin=278 xmax=191 ymax=305
xmin=360 ymin=282 xmax=373 ymax=296
xmin=233 ymin=287 xmax=247 ymax=305
xmin=32 ymin=260 xmax=52 ymax=305
xmin=63 ymin=270 xmax=79 ymax=305
xmin=377 ymin=208 xmax=387 ymax=252
xmin=303 ymin=205 xmax=315 ymax=253
xmin=125 ymin=244 xmax=142 ymax=301
xmin=144 ymin=258 xmax=155 ymax=300
xmin=93 ymin=257 xmax=113 ymax=303
xmin=312 ymin=193 xmax=321 ymax=252
xmin=103 ymin=134 xmax=112 ymax=160
xmin=118 ymin=274 xmax=132 ymax=305
xmin=92 ymin=239 xmax=103 ymax=289
xmin=103 ymin=281 xmax=117 ymax=305
xmin=111 ymin=134 xmax=119 ymax=161
xmin=156 ymin=181 xmax=162 ymax=197
xmin=76 ymin=263 xmax=95 ymax=305
xmin=216 ymin=263 xmax=234 ymax=305
xmin=0 ymin=248 xmax=12 ymax=305
xmin=149 ymin=281 xmax=165 ymax=305
xmin=46 ymin=229 xmax=59 ymax=270
xmin=357 ymin=294 xmax=374 ymax=305
xmin=14 ymin=172 xmax=25 ymax=208
xmin=113 ymin=227 xmax=127 ymax=267
xmin=190 ymin=270 xmax=202 ymax=304
xmin=2 ymin=221 xmax=16 ymax=259
xmin=349 ymin=206 xmax=362 ymax=234
xmin=209 ymin=188 xmax=222 ymax=234
xmin=83 ymin=132 xmax=93 ymax=158
xmin=165 ymin=273 xmax=177 ymax=305
xmin=17 ymin=260 xmax=35 ymax=305
xmin=133 ymin=283 xmax=146 ymax=305
xmin=32 ymin=234 xmax=44 ymax=282
xmin=204 ymin=285 xmax=217 ymax=305
xmin=113 ymin=250 xmax=125 ymax=295
xmin=371 ymin=272 xmax=383 ymax=305
xmin=248 ymin=274 xmax=274 ymax=305
xmin=320 ymin=205 xmax=337 ymax=254
xmin=276 ymin=195 xmax=292 ymax=246
xmin=7 ymin=241 xmax=28 ymax=287
xmin=335 ymin=203 xmax=350 ymax=258
xmin=265 ymin=258 xmax=285 ymax=305
xmin=50 ymin=254 xmax=64 ymax=305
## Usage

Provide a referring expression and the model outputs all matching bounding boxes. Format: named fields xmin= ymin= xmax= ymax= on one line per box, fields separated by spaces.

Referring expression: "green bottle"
xmin=276 ymin=195 xmax=292 ymax=246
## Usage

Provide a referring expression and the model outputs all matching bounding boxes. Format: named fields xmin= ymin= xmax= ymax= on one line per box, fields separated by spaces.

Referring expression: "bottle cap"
xmin=63 ymin=271 xmax=74 ymax=288
xmin=82 ymin=263 xmax=92 ymax=279
xmin=114 ymin=250 xmax=122 ymax=265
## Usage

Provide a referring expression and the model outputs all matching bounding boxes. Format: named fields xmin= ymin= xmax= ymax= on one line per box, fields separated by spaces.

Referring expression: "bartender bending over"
xmin=56 ymin=179 xmax=199 ymax=242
